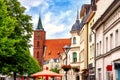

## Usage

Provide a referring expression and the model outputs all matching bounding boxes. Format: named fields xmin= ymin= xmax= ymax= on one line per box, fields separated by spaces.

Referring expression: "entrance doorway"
xmin=118 ymin=69 xmax=120 ymax=80
xmin=76 ymin=75 xmax=79 ymax=80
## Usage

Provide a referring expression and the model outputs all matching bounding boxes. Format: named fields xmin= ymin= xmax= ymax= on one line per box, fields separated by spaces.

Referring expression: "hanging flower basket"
xmin=61 ymin=65 xmax=71 ymax=71
xmin=82 ymin=69 xmax=88 ymax=74
xmin=73 ymin=68 xmax=80 ymax=72
xmin=82 ymin=69 xmax=88 ymax=78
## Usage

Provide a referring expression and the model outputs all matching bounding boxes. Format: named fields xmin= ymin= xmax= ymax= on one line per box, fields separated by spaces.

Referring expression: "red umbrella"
xmin=31 ymin=67 xmax=62 ymax=80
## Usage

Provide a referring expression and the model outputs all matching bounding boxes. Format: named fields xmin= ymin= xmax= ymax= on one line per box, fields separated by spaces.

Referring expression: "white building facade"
xmin=65 ymin=10 xmax=81 ymax=80
xmin=92 ymin=0 xmax=120 ymax=80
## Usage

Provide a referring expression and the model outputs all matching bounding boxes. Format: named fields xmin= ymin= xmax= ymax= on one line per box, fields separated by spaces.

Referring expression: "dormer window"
xmin=73 ymin=37 xmax=76 ymax=44
xmin=48 ymin=53 xmax=51 ymax=55
xmin=91 ymin=0 xmax=95 ymax=6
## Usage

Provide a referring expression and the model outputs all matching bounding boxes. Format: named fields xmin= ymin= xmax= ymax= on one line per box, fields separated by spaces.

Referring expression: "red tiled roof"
xmin=44 ymin=38 xmax=71 ymax=61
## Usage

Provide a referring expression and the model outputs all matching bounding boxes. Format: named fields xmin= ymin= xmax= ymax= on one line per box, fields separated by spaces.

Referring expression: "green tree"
xmin=0 ymin=0 xmax=41 ymax=79
xmin=50 ymin=68 xmax=60 ymax=73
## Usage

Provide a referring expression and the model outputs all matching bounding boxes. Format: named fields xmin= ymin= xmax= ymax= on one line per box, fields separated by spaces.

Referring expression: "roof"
xmin=36 ymin=15 xmax=44 ymax=30
xmin=71 ymin=20 xmax=81 ymax=32
xmin=44 ymin=39 xmax=71 ymax=61
xmin=70 ymin=10 xmax=81 ymax=32
xmin=80 ymin=4 xmax=90 ymax=18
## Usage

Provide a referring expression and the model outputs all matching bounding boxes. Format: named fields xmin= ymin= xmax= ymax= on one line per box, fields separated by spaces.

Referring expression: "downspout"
xmin=86 ymin=23 xmax=88 ymax=68
xmin=92 ymin=30 xmax=96 ymax=80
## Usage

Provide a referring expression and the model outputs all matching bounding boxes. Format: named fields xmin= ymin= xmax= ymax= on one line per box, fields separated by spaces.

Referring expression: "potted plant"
xmin=61 ymin=65 xmax=71 ymax=71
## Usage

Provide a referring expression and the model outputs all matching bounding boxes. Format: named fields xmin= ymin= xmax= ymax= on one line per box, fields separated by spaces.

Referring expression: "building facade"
xmin=92 ymin=0 xmax=120 ymax=80
xmin=79 ymin=0 xmax=97 ymax=79
xmin=68 ymin=10 xmax=81 ymax=80
xmin=79 ymin=4 xmax=91 ymax=80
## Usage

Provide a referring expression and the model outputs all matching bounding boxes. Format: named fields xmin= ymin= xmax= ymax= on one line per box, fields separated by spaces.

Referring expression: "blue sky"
xmin=18 ymin=0 xmax=90 ymax=39
xmin=18 ymin=0 xmax=90 ymax=54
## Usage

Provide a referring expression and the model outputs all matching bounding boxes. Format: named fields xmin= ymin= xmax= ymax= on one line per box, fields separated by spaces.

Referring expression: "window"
xmin=55 ymin=64 xmax=59 ymax=68
xmin=48 ymin=53 xmax=51 ymax=55
xmin=90 ymin=44 xmax=94 ymax=58
xmin=73 ymin=37 xmax=76 ymax=44
xmin=110 ymin=34 xmax=113 ymax=49
xmin=115 ymin=29 xmax=118 ymax=46
xmin=100 ymin=41 xmax=101 ymax=54
xmin=37 ymin=51 xmax=39 ymax=58
xmin=106 ymin=37 xmax=108 ymax=52
xmin=50 ymin=62 xmax=53 ymax=69
xmin=89 ymin=33 xmax=92 ymax=42
xmin=73 ymin=52 xmax=77 ymax=62
xmin=90 ymin=46 xmax=92 ymax=58
xmin=107 ymin=72 xmax=111 ymax=80
xmin=91 ymin=0 xmax=95 ymax=6
xmin=37 ymin=41 xmax=39 ymax=47
xmin=98 ymin=68 xmax=101 ymax=80
xmin=92 ymin=44 xmax=94 ymax=58
xmin=97 ymin=43 xmax=99 ymax=56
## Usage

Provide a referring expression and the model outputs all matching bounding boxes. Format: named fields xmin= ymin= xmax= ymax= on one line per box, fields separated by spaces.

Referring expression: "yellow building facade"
xmin=79 ymin=4 xmax=89 ymax=80
xmin=79 ymin=0 xmax=97 ymax=79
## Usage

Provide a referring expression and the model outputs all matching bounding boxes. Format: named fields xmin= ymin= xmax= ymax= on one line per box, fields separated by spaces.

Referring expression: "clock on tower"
xmin=37 ymin=32 xmax=40 ymax=37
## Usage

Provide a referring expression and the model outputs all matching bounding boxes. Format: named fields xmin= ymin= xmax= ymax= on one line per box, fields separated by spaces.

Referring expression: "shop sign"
xmin=106 ymin=65 xmax=112 ymax=71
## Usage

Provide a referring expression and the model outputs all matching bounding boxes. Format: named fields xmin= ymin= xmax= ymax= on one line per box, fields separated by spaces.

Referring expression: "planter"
xmin=61 ymin=65 xmax=71 ymax=71
xmin=73 ymin=68 xmax=80 ymax=72
xmin=82 ymin=69 xmax=88 ymax=79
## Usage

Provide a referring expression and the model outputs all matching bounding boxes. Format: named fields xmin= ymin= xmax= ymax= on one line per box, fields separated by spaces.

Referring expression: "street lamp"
xmin=63 ymin=45 xmax=70 ymax=80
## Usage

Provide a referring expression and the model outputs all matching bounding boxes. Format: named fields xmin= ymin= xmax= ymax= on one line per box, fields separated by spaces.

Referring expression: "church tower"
xmin=33 ymin=15 xmax=46 ymax=67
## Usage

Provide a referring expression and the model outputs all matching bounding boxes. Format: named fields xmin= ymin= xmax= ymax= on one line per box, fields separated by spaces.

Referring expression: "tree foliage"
xmin=0 ymin=0 xmax=41 ymax=76
xmin=50 ymin=68 xmax=60 ymax=73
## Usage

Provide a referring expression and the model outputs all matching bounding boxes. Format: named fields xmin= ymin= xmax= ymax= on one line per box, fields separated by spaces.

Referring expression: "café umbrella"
xmin=31 ymin=67 xmax=62 ymax=80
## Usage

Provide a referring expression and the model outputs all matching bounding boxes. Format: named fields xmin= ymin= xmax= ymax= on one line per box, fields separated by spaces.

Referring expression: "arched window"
xmin=37 ymin=41 xmax=39 ymax=47
xmin=37 ymin=51 xmax=39 ymax=58
xmin=73 ymin=37 xmax=76 ymax=44
xmin=73 ymin=52 xmax=77 ymax=62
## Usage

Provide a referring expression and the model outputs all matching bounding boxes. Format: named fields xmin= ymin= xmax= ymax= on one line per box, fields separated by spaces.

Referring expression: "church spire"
xmin=76 ymin=9 xmax=79 ymax=21
xmin=37 ymin=14 xmax=44 ymax=30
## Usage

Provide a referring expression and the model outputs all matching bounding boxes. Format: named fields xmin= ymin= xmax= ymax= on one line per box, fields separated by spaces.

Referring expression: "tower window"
xmin=73 ymin=37 xmax=76 ymax=44
xmin=37 ymin=41 xmax=39 ymax=47
xmin=73 ymin=52 xmax=77 ymax=62
xmin=37 ymin=51 xmax=39 ymax=58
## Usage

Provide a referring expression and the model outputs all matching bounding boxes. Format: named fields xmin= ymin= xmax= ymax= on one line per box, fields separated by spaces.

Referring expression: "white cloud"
xmin=41 ymin=10 xmax=73 ymax=39
xmin=18 ymin=0 xmax=90 ymax=54
xmin=18 ymin=0 xmax=44 ymax=11
xmin=43 ymin=12 xmax=52 ymax=24
xmin=31 ymin=14 xmax=39 ymax=29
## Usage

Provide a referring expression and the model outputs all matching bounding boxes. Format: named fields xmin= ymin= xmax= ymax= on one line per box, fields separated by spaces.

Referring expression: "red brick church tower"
xmin=33 ymin=16 xmax=46 ymax=67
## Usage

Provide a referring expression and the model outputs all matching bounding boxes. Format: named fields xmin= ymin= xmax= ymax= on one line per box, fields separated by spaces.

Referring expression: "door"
xmin=118 ymin=69 xmax=120 ymax=80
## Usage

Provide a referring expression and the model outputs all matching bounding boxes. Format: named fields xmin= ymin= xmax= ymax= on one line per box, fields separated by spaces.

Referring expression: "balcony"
xmin=70 ymin=62 xmax=80 ymax=68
